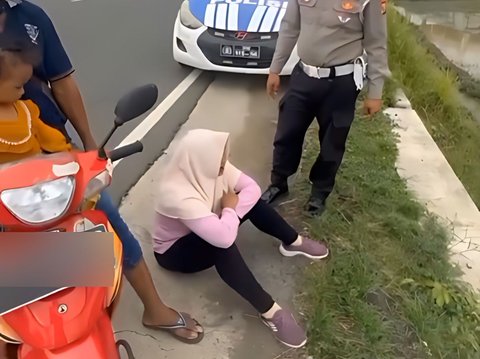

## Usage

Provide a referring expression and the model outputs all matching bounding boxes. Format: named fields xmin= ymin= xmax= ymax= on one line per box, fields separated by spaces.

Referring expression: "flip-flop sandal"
xmin=142 ymin=311 xmax=204 ymax=344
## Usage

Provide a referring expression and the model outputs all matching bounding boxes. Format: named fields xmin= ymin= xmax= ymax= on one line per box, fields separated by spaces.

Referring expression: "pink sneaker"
xmin=280 ymin=234 xmax=329 ymax=260
xmin=261 ymin=309 xmax=307 ymax=348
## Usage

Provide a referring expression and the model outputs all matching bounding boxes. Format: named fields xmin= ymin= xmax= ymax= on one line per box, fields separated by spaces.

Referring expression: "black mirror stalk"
xmin=95 ymin=84 xmax=158 ymax=160
xmin=97 ymin=122 xmax=119 ymax=159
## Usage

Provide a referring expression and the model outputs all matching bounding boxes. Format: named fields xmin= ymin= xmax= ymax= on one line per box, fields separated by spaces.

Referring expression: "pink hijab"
xmin=155 ymin=129 xmax=242 ymax=220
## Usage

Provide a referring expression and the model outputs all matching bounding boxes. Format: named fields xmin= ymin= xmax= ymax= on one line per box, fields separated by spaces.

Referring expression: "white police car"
xmin=173 ymin=0 xmax=299 ymax=75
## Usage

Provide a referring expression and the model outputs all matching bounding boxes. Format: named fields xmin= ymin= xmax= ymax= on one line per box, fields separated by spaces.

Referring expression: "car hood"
xmin=189 ymin=0 xmax=289 ymax=33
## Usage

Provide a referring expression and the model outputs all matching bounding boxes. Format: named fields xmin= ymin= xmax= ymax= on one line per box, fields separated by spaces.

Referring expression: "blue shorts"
xmin=95 ymin=191 xmax=143 ymax=270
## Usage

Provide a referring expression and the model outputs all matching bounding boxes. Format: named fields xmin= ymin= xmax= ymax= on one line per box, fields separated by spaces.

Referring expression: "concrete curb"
xmin=385 ymin=88 xmax=480 ymax=290
xmin=392 ymin=88 xmax=412 ymax=109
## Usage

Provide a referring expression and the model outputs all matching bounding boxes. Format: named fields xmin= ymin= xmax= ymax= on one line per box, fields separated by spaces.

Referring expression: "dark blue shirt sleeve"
xmin=36 ymin=7 xmax=74 ymax=81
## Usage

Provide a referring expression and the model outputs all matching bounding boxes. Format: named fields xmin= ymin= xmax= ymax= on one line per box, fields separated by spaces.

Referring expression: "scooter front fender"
xmin=2 ymin=287 xmax=107 ymax=350
xmin=17 ymin=310 xmax=119 ymax=359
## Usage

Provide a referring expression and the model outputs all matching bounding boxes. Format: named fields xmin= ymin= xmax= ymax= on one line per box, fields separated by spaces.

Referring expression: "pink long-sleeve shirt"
xmin=153 ymin=173 xmax=261 ymax=254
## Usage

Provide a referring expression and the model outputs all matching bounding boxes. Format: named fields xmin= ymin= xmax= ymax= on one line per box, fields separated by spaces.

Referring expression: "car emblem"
xmin=234 ymin=31 xmax=248 ymax=40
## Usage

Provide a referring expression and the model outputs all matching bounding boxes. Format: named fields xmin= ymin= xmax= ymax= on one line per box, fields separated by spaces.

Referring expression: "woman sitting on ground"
xmin=152 ymin=129 xmax=329 ymax=348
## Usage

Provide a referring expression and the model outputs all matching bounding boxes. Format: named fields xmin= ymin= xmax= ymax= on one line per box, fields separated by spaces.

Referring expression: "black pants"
xmin=155 ymin=200 xmax=298 ymax=314
xmin=271 ymin=64 xmax=360 ymax=200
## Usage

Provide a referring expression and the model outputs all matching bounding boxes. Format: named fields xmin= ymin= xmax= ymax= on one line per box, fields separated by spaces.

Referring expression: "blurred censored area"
xmin=0 ymin=232 xmax=114 ymax=287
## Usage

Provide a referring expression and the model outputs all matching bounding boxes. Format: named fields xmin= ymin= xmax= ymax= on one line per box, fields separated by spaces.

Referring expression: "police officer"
xmin=0 ymin=1 xmax=203 ymax=354
xmin=261 ymin=0 xmax=390 ymax=216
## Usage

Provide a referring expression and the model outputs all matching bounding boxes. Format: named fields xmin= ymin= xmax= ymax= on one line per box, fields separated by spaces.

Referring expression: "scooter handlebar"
xmin=108 ymin=141 xmax=144 ymax=162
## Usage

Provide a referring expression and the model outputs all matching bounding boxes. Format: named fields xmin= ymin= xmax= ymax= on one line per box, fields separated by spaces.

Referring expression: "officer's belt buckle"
xmin=305 ymin=65 xmax=330 ymax=79
xmin=301 ymin=61 xmax=352 ymax=79
xmin=316 ymin=67 xmax=331 ymax=79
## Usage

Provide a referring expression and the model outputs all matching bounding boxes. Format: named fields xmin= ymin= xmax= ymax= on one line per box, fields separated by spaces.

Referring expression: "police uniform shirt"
xmin=2 ymin=0 xmax=74 ymax=130
xmin=270 ymin=0 xmax=390 ymax=100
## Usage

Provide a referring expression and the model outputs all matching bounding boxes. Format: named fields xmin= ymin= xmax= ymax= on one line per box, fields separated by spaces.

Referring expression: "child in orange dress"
xmin=0 ymin=44 xmax=70 ymax=164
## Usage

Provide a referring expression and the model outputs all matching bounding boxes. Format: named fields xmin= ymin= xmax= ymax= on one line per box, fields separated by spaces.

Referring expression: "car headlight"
xmin=1 ymin=176 xmax=75 ymax=224
xmin=179 ymin=0 xmax=203 ymax=29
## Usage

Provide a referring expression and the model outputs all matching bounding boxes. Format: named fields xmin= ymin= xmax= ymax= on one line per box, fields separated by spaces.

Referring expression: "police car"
xmin=173 ymin=0 xmax=299 ymax=75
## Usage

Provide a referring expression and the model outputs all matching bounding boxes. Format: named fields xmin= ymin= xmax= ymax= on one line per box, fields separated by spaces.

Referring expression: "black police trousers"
xmin=271 ymin=64 xmax=360 ymax=200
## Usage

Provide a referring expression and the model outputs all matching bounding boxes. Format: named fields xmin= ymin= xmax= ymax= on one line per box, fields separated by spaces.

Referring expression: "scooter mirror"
xmin=114 ymin=84 xmax=159 ymax=126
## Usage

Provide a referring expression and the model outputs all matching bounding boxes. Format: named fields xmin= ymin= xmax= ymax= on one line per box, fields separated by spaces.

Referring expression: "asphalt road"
xmin=34 ymin=0 xmax=188 ymax=142
xmin=32 ymin=0 xmax=213 ymax=202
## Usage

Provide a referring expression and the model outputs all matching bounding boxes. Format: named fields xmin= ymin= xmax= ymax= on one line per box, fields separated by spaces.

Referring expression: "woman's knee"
xmin=243 ymin=199 xmax=272 ymax=219
xmin=212 ymin=243 xmax=243 ymax=264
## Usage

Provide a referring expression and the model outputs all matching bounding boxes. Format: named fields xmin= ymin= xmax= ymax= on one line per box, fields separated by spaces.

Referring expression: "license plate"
xmin=220 ymin=45 xmax=260 ymax=59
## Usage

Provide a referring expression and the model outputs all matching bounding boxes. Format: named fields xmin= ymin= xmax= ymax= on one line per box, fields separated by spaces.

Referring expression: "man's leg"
xmin=307 ymin=75 xmax=360 ymax=215
xmin=96 ymin=192 xmax=203 ymax=340
xmin=262 ymin=66 xmax=317 ymax=204
xmin=0 ymin=342 xmax=16 ymax=359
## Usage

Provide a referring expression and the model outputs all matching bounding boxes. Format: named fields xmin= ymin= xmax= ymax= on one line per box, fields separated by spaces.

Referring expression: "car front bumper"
xmin=172 ymin=15 xmax=298 ymax=76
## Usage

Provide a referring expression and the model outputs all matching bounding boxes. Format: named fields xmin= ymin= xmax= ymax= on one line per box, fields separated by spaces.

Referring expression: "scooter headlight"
xmin=1 ymin=176 xmax=75 ymax=224
xmin=179 ymin=0 xmax=203 ymax=29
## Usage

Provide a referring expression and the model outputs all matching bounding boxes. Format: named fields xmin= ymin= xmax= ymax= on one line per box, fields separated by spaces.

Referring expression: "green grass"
xmin=275 ymin=8 xmax=480 ymax=358
xmin=386 ymin=9 xmax=480 ymax=208
xmin=411 ymin=27 xmax=480 ymax=101
xmin=281 ymin=112 xmax=480 ymax=358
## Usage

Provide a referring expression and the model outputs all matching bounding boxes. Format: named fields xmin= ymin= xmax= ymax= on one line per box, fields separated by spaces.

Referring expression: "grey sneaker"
xmin=280 ymin=235 xmax=329 ymax=260
xmin=261 ymin=309 xmax=307 ymax=348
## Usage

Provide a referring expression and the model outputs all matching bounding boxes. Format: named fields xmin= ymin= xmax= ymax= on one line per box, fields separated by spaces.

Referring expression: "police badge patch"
xmin=24 ymin=24 xmax=40 ymax=44
xmin=381 ymin=0 xmax=387 ymax=14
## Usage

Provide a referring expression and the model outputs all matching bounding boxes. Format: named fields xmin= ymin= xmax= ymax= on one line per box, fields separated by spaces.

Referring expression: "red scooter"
xmin=0 ymin=84 xmax=158 ymax=359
